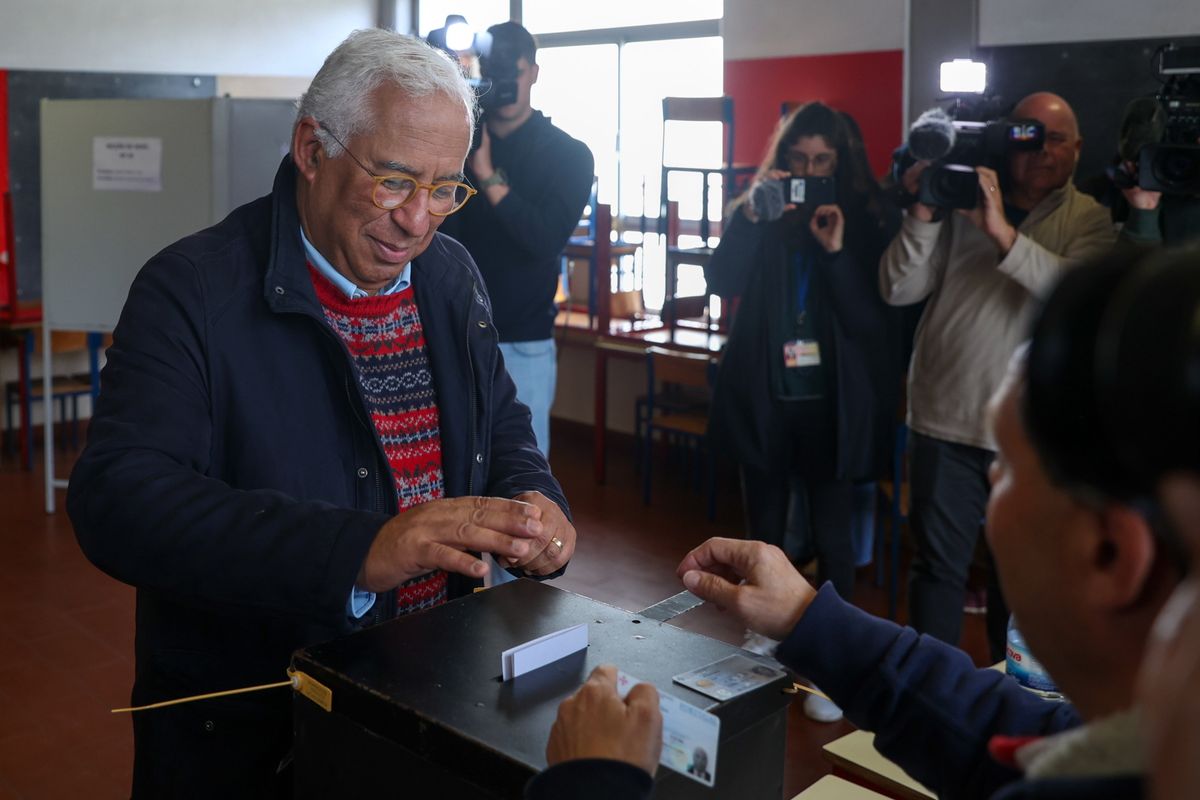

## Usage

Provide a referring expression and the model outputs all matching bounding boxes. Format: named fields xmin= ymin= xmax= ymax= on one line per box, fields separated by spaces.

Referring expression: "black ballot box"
xmin=291 ymin=578 xmax=792 ymax=799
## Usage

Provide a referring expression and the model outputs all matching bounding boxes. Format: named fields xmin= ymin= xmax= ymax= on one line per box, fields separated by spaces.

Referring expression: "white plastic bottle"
xmin=1005 ymin=615 xmax=1063 ymax=699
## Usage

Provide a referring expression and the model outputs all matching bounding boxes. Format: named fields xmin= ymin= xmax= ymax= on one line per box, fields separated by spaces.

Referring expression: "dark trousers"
xmin=907 ymin=432 xmax=1009 ymax=661
xmin=740 ymin=466 xmax=856 ymax=601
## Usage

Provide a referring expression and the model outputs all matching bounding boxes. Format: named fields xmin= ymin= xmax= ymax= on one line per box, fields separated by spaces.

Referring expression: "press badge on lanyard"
xmin=783 ymin=253 xmax=821 ymax=369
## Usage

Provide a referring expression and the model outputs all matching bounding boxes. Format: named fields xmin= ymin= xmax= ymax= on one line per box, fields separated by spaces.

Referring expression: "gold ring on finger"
xmin=550 ymin=537 xmax=564 ymax=551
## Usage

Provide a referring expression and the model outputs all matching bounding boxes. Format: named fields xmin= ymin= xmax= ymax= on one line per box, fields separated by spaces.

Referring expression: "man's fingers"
xmin=676 ymin=536 xmax=765 ymax=579
xmin=625 ymin=681 xmax=660 ymax=712
xmin=681 ymin=568 xmax=741 ymax=608
xmin=587 ymin=664 xmax=619 ymax=689
xmin=424 ymin=542 xmax=489 ymax=579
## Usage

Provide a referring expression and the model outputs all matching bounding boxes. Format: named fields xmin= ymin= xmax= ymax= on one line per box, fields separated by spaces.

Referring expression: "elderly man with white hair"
xmin=68 ymin=29 xmax=575 ymax=797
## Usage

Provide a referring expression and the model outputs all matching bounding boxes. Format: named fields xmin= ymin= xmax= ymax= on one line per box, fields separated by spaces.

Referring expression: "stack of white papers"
xmin=500 ymin=623 xmax=589 ymax=680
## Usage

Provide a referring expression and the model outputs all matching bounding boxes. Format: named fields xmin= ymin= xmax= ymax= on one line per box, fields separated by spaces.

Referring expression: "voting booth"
xmin=291 ymin=579 xmax=792 ymax=799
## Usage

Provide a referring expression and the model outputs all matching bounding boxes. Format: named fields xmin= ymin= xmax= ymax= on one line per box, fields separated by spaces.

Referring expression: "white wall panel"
xmin=0 ymin=0 xmax=376 ymax=76
xmin=723 ymin=0 xmax=906 ymax=60
xmin=980 ymin=0 xmax=1200 ymax=47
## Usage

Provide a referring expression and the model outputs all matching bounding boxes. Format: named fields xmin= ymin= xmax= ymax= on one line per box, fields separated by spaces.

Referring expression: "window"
xmin=522 ymin=0 xmax=722 ymax=34
xmin=417 ymin=1 xmax=510 ymax=41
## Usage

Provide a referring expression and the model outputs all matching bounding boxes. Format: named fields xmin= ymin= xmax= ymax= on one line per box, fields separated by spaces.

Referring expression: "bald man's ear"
xmin=1084 ymin=504 xmax=1156 ymax=610
xmin=292 ymin=117 xmax=323 ymax=182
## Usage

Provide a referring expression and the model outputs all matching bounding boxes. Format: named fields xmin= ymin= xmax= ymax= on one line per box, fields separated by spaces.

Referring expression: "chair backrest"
xmin=646 ymin=346 xmax=717 ymax=390
xmin=662 ymin=97 xmax=736 ymax=169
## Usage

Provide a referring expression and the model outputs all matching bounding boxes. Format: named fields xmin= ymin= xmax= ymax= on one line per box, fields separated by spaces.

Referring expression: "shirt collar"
xmin=300 ymin=228 xmax=411 ymax=299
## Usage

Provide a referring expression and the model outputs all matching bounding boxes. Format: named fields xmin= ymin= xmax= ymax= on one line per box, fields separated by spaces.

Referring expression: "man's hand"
xmin=546 ymin=665 xmax=662 ymax=776
xmin=744 ymin=168 xmax=794 ymax=223
xmin=357 ymin=496 xmax=544 ymax=592
xmin=1119 ymin=160 xmax=1162 ymax=211
xmin=959 ymin=166 xmax=1017 ymax=254
xmin=676 ymin=537 xmax=817 ymax=640
xmin=504 ymin=490 xmax=576 ymax=576
xmin=468 ymin=126 xmax=495 ymax=180
xmin=901 ymin=160 xmax=937 ymax=222
xmin=809 ymin=204 xmax=844 ymax=254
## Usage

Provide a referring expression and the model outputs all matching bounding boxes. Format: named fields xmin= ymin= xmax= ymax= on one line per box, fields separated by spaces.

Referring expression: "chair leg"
xmin=889 ymin=489 xmax=901 ymax=620
xmin=705 ymin=445 xmax=716 ymax=522
xmin=642 ymin=425 xmax=653 ymax=507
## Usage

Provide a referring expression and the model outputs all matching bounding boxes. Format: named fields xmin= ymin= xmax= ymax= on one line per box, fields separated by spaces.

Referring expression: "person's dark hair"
xmin=487 ymin=21 xmax=537 ymax=64
xmin=1024 ymin=246 xmax=1200 ymax=575
xmin=734 ymin=101 xmax=883 ymax=218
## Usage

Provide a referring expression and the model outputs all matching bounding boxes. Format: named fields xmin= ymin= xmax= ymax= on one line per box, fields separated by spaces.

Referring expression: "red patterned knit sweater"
xmin=310 ymin=267 xmax=447 ymax=615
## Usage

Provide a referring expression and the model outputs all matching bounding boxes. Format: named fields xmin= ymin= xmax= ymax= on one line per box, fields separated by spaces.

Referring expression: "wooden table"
xmin=821 ymin=731 xmax=935 ymax=800
xmin=791 ymin=775 xmax=890 ymax=800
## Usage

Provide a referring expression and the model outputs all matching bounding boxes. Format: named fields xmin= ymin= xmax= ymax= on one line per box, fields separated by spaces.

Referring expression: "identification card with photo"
xmin=783 ymin=339 xmax=821 ymax=368
xmin=672 ymin=654 xmax=788 ymax=701
xmin=616 ymin=670 xmax=720 ymax=787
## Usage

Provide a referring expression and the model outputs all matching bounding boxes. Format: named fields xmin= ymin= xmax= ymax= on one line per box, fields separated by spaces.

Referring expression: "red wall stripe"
xmin=724 ymin=50 xmax=904 ymax=181
xmin=0 ymin=69 xmax=9 ymax=306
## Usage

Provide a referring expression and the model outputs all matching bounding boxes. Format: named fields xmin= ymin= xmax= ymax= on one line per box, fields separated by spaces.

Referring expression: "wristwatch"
xmin=477 ymin=169 xmax=508 ymax=190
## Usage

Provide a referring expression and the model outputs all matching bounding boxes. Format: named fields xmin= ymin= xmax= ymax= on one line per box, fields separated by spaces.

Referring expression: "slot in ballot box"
xmin=291 ymin=579 xmax=792 ymax=799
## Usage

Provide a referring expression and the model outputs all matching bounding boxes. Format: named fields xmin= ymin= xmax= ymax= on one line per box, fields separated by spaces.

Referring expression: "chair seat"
xmin=5 ymin=375 xmax=94 ymax=400
xmin=648 ymin=410 xmax=709 ymax=438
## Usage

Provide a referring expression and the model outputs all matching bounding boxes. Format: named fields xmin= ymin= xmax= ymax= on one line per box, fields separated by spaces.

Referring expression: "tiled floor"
xmin=0 ymin=422 xmax=988 ymax=799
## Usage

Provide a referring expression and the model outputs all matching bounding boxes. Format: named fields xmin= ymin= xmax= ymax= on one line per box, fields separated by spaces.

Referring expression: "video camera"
xmin=897 ymin=106 xmax=1045 ymax=209
xmin=474 ymin=32 xmax=520 ymax=115
xmin=1121 ymin=44 xmax=1200 ymax=195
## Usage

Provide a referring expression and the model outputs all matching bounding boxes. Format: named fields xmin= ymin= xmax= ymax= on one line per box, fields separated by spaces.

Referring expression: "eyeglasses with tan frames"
xmin=316 ymin=123 xmax=477 ymax=216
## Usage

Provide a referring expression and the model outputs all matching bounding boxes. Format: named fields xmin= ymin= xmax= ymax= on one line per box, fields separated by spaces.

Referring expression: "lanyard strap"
xmin=793 ymin=250 xmax=813 ymax=322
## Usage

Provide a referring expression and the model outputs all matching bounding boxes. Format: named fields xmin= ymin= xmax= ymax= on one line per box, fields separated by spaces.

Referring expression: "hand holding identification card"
xmin=616 ymin=670 xmax=720 ymax=788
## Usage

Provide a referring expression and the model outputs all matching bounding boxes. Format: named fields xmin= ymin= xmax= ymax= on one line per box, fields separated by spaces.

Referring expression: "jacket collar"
xmin=262 ymin=156 xmax=457 ymax=314
xmin=1009 ymin=708 xmax=1144 ymax=781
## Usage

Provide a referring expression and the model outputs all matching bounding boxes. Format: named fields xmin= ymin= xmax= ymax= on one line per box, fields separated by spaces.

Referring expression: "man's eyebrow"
xmin=378 ymin=159 xmax=465 ymax=183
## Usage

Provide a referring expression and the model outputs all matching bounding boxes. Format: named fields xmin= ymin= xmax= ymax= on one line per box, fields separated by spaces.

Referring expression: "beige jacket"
xmin=880 ymin=183 xmax=1114 ymax=450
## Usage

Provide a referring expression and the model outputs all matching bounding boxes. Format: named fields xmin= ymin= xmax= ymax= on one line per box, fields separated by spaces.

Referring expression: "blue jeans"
xmin=498 ymin=338 xmax=556 ymax=459
xmin=489 ymin=338 xmax=556 ymax=587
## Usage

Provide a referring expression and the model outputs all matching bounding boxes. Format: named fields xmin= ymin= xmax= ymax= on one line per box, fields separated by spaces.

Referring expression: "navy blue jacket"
xmin=526 ymin=586 xmax=1143 ymax=800
xmin=68 ymin=159 xmax=567 ymax=798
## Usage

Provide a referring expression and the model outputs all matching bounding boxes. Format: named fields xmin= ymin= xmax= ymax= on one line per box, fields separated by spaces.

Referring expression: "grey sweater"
xmin=880 ymin=183 xmax=1114 ymax=449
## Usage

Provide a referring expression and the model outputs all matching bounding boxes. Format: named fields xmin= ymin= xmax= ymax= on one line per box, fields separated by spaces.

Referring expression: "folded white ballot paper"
xmin=500 ymin=623 xmax=589 ymax=680
xmin=616 ymin=670 xmax=720 ymax=788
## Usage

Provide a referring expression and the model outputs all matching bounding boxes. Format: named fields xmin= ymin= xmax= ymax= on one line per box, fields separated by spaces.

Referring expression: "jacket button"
xmin=475 ymin=453 xmax=484 ymax=464
xmin=274 ymin=286 xmax=285 ymax=295
xmin=203 ymin=720 xmax=215 ymax=732
xmin=477 ymin=320 xmax=487 ymax=328
xmin=357 ymin=467 xmax=369 ymax=478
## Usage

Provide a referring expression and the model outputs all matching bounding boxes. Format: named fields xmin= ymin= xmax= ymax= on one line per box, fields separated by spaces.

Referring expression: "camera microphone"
xmin=908 ymin=108 xmax=957 ymax=162
xmin=750 ymin=179 xmax=786 ymax=222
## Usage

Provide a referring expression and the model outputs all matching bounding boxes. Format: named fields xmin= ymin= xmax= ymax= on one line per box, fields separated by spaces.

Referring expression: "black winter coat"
xmin=705 ymin=203 xmax=903 ymax=478
xmin=67 ymin=159 xmax=567 ymax=798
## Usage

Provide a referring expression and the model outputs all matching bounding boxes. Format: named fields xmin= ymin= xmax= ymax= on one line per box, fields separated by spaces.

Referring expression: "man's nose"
xmin=392 ymin=191 xmax=431 ymax=232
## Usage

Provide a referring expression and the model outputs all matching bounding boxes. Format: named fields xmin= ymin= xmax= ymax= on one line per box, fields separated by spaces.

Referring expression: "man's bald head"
xmin=1008 ymin=91 xmax=1083 ymax=205
xmin=1013 ymin=92 xmax=1080 ymax=140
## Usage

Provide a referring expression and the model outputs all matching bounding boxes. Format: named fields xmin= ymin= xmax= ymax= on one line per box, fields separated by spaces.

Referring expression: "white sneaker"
xmin=803 ymin=689 xmax=843 ymax=722
xmin=741 ymin=630 xmax=780 ymax=656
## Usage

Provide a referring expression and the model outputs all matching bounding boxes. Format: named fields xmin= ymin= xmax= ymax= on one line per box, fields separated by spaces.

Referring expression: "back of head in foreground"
xmin=1018 ymin=247 xmax=1195 ymax=721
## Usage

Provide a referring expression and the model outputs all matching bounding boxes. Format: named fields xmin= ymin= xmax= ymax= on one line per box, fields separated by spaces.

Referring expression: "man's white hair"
xmin=295 ymin=28 xmax=477 ymax=157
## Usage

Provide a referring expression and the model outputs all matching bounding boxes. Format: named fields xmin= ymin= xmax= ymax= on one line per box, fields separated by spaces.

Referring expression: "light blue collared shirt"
xmin=301 ymin=228 xmax=412 ymax=299
xmin=301 ymin=229 xmax=410 ymax=619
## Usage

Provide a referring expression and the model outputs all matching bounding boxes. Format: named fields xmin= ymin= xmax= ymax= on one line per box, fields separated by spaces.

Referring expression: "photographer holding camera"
xmin=704 ymin=102 xmax=904 ymax=719
xmin=442 ymin=21 xmax=594 ymax=463
xmin=881 ymin=92 xmax=1114 ymax=661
